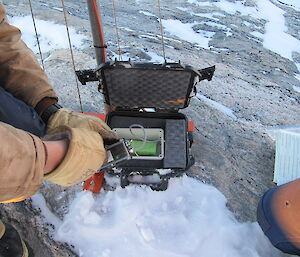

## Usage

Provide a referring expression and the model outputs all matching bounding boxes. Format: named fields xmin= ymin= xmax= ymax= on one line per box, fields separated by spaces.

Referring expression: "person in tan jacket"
xmin=0 ymin=3 xmax=115 ymax=256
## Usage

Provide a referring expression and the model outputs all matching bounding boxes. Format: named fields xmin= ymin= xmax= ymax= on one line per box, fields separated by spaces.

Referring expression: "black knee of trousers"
xmin=0 ymin=223 xmax=24 ymax=257
xmin=0 ymin=87 xmax=45 ymax=137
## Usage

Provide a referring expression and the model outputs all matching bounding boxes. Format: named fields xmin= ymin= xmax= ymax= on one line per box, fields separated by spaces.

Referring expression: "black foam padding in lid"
xmin=103 ymin=68 xmax=193 ymax=110
xmin=164 ymin=119 xmax=187 ymax=168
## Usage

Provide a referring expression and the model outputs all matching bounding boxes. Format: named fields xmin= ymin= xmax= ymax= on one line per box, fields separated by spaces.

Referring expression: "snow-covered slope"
xmin=170 ymin=0 xmax=300 ymax=83
xmin=9 ymin=15 xmax=86 ymax=53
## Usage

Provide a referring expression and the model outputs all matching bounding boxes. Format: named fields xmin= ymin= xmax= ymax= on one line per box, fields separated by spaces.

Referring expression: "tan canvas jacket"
xmin=0 ymin=3 xmax=57 ymax=106
xmin=0 ymin=123 xmax=46 ymax=202
xmin=0 ymin=3 xmax=56 ymax=202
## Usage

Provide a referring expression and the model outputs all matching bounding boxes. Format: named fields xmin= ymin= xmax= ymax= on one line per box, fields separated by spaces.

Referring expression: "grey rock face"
xmin=1 ymin=0 xmax=299 ymax=256
xmin=0 ymin=200 xmax=76 ymax=257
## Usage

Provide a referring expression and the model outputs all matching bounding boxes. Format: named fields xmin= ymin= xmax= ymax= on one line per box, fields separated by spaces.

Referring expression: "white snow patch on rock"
xmin=295 ymin=64 xmax=300 ymax=83
xmin=33 ymin=176 xmax=281 ymax=257
xmin=139 ymin=10 xmax=157 ymax=17
xmin=187 ymin=0 xmax=211 ymax=7
xmin=177 ymin=7 xmax=188 ymax=12
xmin=188 ymin=0 xmax=300 ymax=63
xmin=31 ymin=193 xmax=62 ymax=234
xmin=197 ymin=94 xmax=237 ymax=120
xmin=293 ymin=85 xmax=300 ymax=93
xmin=162 ymin=19 xmax=210 ymax=49
xmin=52 ymin=7 xmax=63 ymax=12
xmin=255 ymin=0 xmax=300 ymax=61
xmin=9 ymin=16 xmax=87 ymax=53
xmin=202 ymin=20 xmax=232 ymax=36
xmin=188 ymin=0 xmax=261 ymax=18
xmin=143 ymin=50 xmax=174 ymax=63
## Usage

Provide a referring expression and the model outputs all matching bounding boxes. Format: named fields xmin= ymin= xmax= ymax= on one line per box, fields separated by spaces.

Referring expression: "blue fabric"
xmin=0 ymin=87 xmax=45 ymax=137
xmin=257 ymin=186 xmax=300 ymax=256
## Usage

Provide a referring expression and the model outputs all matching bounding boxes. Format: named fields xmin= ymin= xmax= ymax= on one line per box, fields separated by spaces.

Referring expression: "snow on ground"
xmin=293 ymin=85 xmax=300 ymax=93
xmin=187 ymin=0 xmax=262 ymax=18
xmin=184 ymin=0 xmax=300 ymax=81
xmin=197 ymin=94 xmax=237 ymax=120
xmin=110 ymin=47 xmax=174 ymax=63
xmin=142 ymin=49 xmax=175 ymax=63
xmin=254 ymin=0 xmax=300 ymax=62
xmin=32 ymin=193 xmax=62 ymax=229
xmin=139 ymin=10 xmax=157 ymax=17
xmin=251 ymin=0 xmax=300 ymax=81
xmin=161 ymin=14 xmax=233 ymax=49
xmin=177 ymin=7 xmax=189 ymax=12
xmin=32 ymin=176 xmax=280 ymax=257
xmin=186 ymin=0 xmax=300 ymax=64
xmin=9 ymin=16 xmax=87 ymax=53
xmin=162 ymin=20 xmax=210 ymax=49
xmin=295 ymin=64 xmax=300 ymax=83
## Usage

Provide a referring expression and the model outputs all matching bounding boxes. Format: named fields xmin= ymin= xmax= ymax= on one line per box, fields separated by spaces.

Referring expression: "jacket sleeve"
xmin=0 ymin=122 xmax=46 ymax=202
xmin=0 ymin=3 xmax=57 ymax=108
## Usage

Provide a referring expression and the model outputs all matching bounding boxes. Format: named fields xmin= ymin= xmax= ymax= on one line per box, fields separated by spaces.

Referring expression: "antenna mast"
xmin=87 ymin=0 xmax=107 ymax=65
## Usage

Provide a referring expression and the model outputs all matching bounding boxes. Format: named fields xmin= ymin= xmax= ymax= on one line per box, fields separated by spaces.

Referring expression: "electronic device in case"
xmin=77 ymin=61 xmax=215 ymax=190
xmin=98 ymin=139 xmax=131 ymax=171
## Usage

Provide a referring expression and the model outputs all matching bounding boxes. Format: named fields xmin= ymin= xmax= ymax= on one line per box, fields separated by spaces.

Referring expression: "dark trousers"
xmin=0 ymin=87 xmax=45 ymax=137
xmin=257 ymin=186 xmax=300 ymax=255
xmin=0 ymin=87 xmax=43 ymax=255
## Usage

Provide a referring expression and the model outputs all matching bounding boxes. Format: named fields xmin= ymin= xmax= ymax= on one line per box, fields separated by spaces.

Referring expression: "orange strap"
xmin=188 ymin=121 xmax=195 ymax=132
xmin=82 ymin=112 xmax=106 ymax=121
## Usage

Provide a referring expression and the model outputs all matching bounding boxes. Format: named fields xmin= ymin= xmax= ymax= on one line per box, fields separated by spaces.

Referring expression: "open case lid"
xmin=97 ymin=61 xmax=215 ymax=111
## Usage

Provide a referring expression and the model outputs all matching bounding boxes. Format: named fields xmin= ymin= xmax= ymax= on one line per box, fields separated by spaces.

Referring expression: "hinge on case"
xmin=98 ymin=79 xmax=104 ymax=93
xmin=75 ymin=69 xmax=98 ymax=85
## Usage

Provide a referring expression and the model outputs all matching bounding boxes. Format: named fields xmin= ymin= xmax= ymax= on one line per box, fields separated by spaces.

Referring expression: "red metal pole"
xmin=87 ymin=0 xmax=107 ymax=64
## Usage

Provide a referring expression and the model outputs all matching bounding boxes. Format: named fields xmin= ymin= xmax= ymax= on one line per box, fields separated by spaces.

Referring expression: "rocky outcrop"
xmin=1 ymin=0 xmax=299 ymax=256
xmin=0 ymin=200 xmax=75 ymax=257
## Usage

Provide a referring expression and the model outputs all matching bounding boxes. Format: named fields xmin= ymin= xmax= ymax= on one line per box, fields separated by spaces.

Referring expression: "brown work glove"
xmin=44 ymin=126 xmax=106 ymax=186
xmin=46 ymin=108 xmax=116 ymax=140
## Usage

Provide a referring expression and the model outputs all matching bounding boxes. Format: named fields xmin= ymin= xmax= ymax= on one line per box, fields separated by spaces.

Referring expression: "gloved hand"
xmin=44 ymin=126 xmax=107 ymax=186
xmin=46 ymin=108 xmax=116 ymax=140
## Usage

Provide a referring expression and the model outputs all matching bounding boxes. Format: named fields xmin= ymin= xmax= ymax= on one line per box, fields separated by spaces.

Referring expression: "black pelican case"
xmin=78 ymin=61 xmax=215 ymax=189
